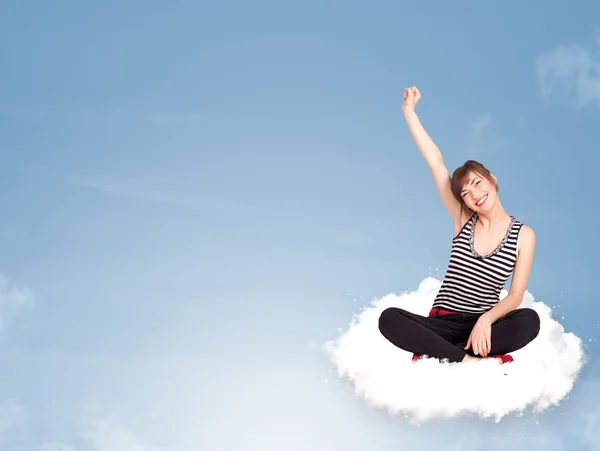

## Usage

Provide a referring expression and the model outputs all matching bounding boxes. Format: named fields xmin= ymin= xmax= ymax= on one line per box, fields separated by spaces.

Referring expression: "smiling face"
xmin=459 ymin=171 xmax=498 ymax=212
xmin=451 ymin=160 xmax=500 ymax=218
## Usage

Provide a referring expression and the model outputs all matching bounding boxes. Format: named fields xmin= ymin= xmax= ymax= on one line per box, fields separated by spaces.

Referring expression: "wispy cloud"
xmin=81 ymin=414 xmax=158 ymax=451
xmin=536 ymin=38 xmax=600 ymax=108
xmin=34 ymin=407 xmax=162 ymax=451
xmin=71 ymin=177 xmax=247 ymax=216
xmin=0 ymin=399 xmax=26 ymax=436
xmin=463 ymin=113 xmax=504 ymax=157
xmin=472 ymin=113 xmax=491 ymax=137
xmin=36 ymin=415 xmax=157 ymax=451
xmin=0 ymin=272 xmax=34 ymax=340
xmin=38 ymin=443 xmax=77 ymax=451
xmin=583 ymin=405 xmax=600 ymax=451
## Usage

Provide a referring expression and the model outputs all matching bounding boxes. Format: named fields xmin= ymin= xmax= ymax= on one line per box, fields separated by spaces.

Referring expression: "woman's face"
xmin=460 ymin=171 xmax=498 ymax=212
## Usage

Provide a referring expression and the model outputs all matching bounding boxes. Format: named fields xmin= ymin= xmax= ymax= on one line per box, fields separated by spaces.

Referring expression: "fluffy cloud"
xmin=324 ymin=277 xmax=586 ymax=422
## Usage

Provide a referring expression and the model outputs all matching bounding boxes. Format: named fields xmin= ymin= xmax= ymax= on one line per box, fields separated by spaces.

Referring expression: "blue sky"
xmin=1 ymin=1 xmax=599 ymax=449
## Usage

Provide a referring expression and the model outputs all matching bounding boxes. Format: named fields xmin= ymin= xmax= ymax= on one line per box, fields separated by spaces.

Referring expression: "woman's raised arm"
xmin=402 ymin=86 xmax=463 ymax=228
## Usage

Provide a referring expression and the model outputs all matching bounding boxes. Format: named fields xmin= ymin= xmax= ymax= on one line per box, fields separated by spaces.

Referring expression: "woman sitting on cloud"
xmin=326 ymin=87 xmax=584 ymax=421
xmin=378 ymin=86 xmax=540 ymax=364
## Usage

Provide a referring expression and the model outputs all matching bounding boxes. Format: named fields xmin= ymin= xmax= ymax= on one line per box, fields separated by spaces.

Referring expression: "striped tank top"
xmin=432 ymin=212 xmax=524 ymax=314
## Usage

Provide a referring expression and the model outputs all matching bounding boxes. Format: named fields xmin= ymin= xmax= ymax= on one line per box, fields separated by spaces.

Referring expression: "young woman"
xmin=378 ymin=86 xmax=540 ymax=364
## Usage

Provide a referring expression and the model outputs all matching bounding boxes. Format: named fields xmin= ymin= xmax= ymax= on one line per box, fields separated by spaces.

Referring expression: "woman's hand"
xmin=464 ymin=314 xmax=493 ymax=357
xmin=402 ymin=86 xmax=421 ymax=114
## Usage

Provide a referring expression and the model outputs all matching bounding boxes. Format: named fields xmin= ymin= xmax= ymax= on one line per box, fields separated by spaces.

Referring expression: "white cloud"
xmin=536 ymin=42 xmax=600 ymax=108
xmin=472 ymin=113 xmax=491 ymax=137
xmin=0 ymin=272 xmax=34 ymax=339
xmin=324 ymin=277 xmax=586 ymax=422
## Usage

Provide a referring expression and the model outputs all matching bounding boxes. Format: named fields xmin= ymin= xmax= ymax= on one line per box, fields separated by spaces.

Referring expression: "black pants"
xmin=378 ymin=307 xmax=541 ymax=363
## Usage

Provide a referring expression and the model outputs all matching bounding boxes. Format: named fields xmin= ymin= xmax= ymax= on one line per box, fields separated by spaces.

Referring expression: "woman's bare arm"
xmin=402 ymin=87 xmax=463 ymax=227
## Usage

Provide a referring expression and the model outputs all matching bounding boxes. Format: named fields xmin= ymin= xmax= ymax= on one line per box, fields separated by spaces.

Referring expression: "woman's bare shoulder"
xmin=517 ymin=225 xmax=536 ymax=256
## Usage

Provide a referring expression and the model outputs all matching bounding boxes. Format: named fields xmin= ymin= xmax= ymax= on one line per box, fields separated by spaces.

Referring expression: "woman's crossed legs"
xmin=378 ymin=307 xmax=540 ymax=363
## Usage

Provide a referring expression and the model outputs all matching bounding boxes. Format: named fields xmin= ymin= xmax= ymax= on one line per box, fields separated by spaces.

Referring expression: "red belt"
xmin=428 ymin=308 xmax=457 ymax=317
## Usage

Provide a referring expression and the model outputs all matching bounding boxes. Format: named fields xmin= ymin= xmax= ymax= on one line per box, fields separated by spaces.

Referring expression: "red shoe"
xmin=487 ymin=354 xmax=513 ymax=376
xmin=412 ymin=353 xmax=513 ymax=366
xmin=489 ymin=354 xmax=514 ymax=365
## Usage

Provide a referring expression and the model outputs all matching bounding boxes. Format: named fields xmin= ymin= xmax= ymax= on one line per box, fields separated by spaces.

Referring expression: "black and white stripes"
xmin=432 ymin=212 xmax=524 ymax=314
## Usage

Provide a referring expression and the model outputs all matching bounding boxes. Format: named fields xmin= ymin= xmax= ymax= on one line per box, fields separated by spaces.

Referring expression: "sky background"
xmin=1 ymin=1 xmax=600 ymax=450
